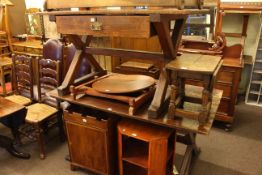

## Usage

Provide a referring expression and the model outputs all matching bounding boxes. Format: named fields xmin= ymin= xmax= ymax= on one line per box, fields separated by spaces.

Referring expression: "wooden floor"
xmin=0 ymin=100 xmax=262 ymax=175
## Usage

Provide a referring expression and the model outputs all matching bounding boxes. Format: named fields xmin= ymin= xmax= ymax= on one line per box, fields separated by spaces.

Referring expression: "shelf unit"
xmin=246 ymin=27 xmax=262 ymax=106
xmin=118 ymin=119 xmax=175 ymax=175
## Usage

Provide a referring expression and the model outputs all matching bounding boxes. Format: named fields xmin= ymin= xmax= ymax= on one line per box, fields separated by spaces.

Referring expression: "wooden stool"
xmin=0 ymin=57 xmax=12 ymax=96
xmin=166 ymin=53 xmax=222 ymax=124
xmin=118 ymin=119 xmax=175 ymax=175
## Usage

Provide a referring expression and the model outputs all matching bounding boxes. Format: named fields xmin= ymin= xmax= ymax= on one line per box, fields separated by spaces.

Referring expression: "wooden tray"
xmin=92 ymin=74 xmax=155 ymax=94
xmin=70 ymin=74 xmax=156 ymax=115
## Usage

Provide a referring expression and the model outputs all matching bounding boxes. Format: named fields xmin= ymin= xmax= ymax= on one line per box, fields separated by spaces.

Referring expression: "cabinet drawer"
xmin=214 ymin=83 xmax=232 ymax=99
xmin=56 ymin=15 xmax=152 ymax=38
xmin=217 ymin=69 xmax=234 ymax=84
xmin=13 ymin=45 xmax=25 ymax=52
xmin=64 ymin=110 xmax=108 ymax=130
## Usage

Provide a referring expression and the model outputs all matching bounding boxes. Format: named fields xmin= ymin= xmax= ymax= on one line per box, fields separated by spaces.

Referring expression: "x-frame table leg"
xmin=58 ymin=35 xmax=106 ymax=96
xmin=177 ymin=133 xmax=201 ymax=175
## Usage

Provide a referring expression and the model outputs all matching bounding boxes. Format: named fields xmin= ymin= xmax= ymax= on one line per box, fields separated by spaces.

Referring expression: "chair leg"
xmin=35 ymin=124 xmax=46 ymax=159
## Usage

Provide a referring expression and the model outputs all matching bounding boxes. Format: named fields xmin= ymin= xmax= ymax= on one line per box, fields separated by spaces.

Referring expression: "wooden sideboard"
xmin=12 ymin=40 xmax=43 ymax=57
xmin=215 ymin=58 xmax=243 ymax=126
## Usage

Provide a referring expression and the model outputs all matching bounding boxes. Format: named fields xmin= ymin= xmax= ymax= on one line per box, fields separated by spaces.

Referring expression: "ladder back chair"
xmin=25 ymin=58 xmax=63 ymax=159
xmin=5 ymin=55 xmax=33 ymax=105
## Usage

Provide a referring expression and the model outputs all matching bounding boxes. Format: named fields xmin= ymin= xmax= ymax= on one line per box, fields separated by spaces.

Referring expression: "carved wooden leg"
xmin=179 ymin=77 xmax=186 ymax=108
xmin=199 ymin=89 xmax=209 ymax=124
xmin=168 ymin=85 xmax=178 ymax=119
xmin=36 ymin=124 xmax=45 ymax=159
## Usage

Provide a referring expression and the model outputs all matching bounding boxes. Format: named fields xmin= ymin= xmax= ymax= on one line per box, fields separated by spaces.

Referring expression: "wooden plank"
xmin=56 ymin=16 xmax=152 ymax=38
xmin=85 ymin=47 xmax=164 ymax=62
xmin=47 ymin=0 xmax=181 ymax=9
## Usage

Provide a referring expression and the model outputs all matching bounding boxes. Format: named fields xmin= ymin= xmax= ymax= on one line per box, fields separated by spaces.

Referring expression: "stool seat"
xmin=26 ymin=103 xmax=58 ymax=123
xmin=5 ymin=95 xmax=32 ymax=106
xmin=166 ymin=53 xmax=221 ymax=74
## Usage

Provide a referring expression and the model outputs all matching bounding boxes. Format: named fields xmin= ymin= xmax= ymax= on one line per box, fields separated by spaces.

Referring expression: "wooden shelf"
xmin=250 ymin=90 xmax=260 ymax=95
xmin=253 ymin=70 xmax=262 ymax=74
xmin=123 ymin=162 xmax=147 ymax=175
xmin=255 ymin=59 xmax=262 ymax=63
xmin=251 ymin=80 xmax=261 ymax=85
xmin=122 ymin=137 xmax=149 ymax=169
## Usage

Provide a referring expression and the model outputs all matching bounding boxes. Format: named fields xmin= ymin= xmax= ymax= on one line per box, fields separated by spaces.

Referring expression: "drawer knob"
xmin=82 ymin=119 xmax=87 ymax=123
xmin=90 ymin=22 xmax=103 ymax=31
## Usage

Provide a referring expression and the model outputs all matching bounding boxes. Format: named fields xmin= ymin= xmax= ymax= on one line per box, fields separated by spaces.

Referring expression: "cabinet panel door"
xmin=66 ymin=122 xmax=108 ymax=174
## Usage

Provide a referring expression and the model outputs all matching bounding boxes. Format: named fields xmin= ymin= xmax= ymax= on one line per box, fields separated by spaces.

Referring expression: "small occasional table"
xmin=0 ymin=97 xmax=30 ymax=159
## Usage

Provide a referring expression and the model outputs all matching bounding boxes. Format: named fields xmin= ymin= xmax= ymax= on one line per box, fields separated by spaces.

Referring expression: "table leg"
xmin=177 ymin=133 xmax=200 ymax=175
xmin=0 ymin=135 xmax=30 ymax=159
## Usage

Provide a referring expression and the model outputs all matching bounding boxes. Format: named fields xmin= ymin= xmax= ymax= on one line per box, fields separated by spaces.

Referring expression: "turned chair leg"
xmin=36 ymin=124 xmax=45 ymax=159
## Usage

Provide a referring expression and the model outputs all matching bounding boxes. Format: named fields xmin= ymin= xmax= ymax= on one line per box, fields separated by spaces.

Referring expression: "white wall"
xmin=222 ymin=13 xmax=262 ymax=60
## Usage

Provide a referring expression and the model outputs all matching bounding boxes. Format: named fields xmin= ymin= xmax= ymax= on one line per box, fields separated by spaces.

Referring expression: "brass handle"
xmin=90 ymin=22 xmax=103 ymax=31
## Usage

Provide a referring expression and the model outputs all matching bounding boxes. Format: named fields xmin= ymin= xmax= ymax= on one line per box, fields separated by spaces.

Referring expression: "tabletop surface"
xmin=40 ymin=8 xmax=208 ymax=16
xmin=49 ymin=85 xmax=222 ymax=135
xmin=92 ymin=74 xmax=156 ymax=94
xmin=166 ymin=53 xmax=222 ymax=74
xmin=0 ymin=97 xmax=25 ymax=118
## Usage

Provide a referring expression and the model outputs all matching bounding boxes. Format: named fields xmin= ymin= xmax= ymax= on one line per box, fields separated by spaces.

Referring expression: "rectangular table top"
xmin=40 ymin=8 xmax=209 ymax=16
xmin=49 ymin=85 xmax=222 ymax=135
xmin=166 ymin=53 xmax=222 ymax=74
xmin=0 ymin=97 xmax=25 ymax=118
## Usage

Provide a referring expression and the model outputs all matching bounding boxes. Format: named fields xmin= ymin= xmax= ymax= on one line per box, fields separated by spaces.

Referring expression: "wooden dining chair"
xmin=5 ymin=54 xmax=34 ymax=106
xmin=25 ymin=58 xmax=64 ymax=159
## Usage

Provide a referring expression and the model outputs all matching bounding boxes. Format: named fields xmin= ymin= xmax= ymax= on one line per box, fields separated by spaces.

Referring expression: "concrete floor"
xmin=0 ymin=101 xmax=262 ymax=175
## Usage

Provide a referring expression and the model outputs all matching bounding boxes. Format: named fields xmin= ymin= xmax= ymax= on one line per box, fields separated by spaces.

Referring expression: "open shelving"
xmin=246 ymin=27 xmax=262 ymax=106
xmin=118 ymin=120 xmax=175 ymax=175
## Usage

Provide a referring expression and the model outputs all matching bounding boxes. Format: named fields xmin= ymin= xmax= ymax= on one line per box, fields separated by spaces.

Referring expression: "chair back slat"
xmin=12 ymin=55 xmax=34 ymax=99
xmin=40 ymin=77 xmax=58 ymax=87
xmin=40 ymin=68 xmax=57 ymax=78
xmin=38 ymin=58 xmax=61 ymax=105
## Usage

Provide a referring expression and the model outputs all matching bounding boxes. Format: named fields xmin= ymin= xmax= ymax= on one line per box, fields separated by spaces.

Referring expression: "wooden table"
xmin=0 ymin=97 xmax=30 ymax=159
xmin=49 ymin=85 xmax=222 ymax=175
xmin=0 ymin=57 xmax=12 ymax=96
